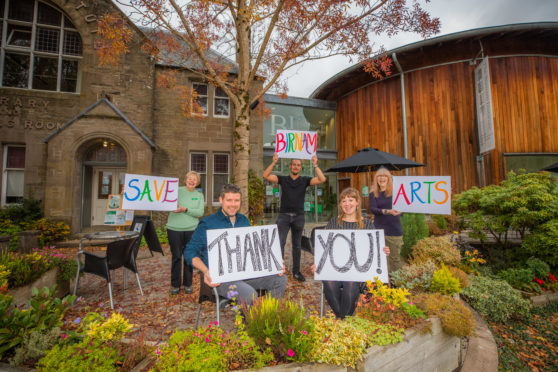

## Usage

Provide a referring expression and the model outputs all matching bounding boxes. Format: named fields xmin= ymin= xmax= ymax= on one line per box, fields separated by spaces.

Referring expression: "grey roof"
xmin=43 ymin=97 xmax=156 ymax=149
xmin=139 ymin=27 xmax=238 ymax=74
xmin=263 ymin=93 xmax=336 ymax=109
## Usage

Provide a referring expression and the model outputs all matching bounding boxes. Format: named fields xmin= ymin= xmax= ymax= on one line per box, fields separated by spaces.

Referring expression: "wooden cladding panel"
xmin=488 ymin=56 xmax=558 ymax=183
xmin=404 ymin=62 xmax=478 ymax=193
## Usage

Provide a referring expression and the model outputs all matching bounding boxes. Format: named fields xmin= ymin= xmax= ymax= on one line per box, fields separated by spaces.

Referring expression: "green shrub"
xmin=343 ymin=316 xmax=404 ymax=346
xmin=22 ymin=219 xmax=70 ymax=246
xmin=401 ymin=213 xmax=429 ymax=259
xmin=454 ymin=172 xmax=558 ymax=262
xmin=497 ymin=268 xmax=540 ymax=293
xmin=461 ymin=276 xmax=531 ymax=322
xmin=10 ymin=327 xmax=61 ymax=366
xmin=248 ymin=169 xmax=265 ymax=224
xmin=37 ymin=313 xmax=134 ymax=372
xmin=430 ymin=264 xmax=461 ymax=296
xmin=0 ymin=198 xmax=42 ymax=225
xmin=152 ymin=322 xmax=273 ymax=371
xmin=434 ymin=215 xmax=448 ymax=231
xmin=0 ymin=286 xmax=75 ymax=358
xmin=526 ymin=257 xmax=550 ymax=279
xmin=307 ymin=315 xmax=368 ymax=368
xmin=0 ymin=219 xmax=21 ymax=252
xmin=522 ymin=220 xmax=558 ymax=268
xmin=413 ymin=293 xmax=475 ymax=337
xmin=244 ymin=294 xmax=313 ymax=362
xmin=390 ymin=260 xmax=437 ymax=292
xmin=411 ymin=236 xmax=461 ymax=267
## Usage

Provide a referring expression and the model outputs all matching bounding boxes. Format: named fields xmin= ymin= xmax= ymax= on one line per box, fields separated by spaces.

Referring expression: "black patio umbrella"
xmin=541 ymin=162 xmax=558 ymax=173
xmin=325 ymin=147 xmax=424 ymax=173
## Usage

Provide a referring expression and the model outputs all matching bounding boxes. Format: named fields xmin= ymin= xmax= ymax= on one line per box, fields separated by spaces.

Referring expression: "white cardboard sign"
xmin=392 ymin=176 xmax=452 ymax=215
xmin=275 ymin=130 xmax=317 ymax=159
xmin=207 ymin=225 xmax=283 ymax=283
xmin=121 ymin=173 xmax=179 ymax=211
xmin=314 ymin=229 xmax=389 ymax=283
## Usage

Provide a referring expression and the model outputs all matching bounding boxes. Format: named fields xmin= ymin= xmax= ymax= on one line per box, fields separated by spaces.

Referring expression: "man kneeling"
xmin=184 ymin=184 xmax=287 ymax=305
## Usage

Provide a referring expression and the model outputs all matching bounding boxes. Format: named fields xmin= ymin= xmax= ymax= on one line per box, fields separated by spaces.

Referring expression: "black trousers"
xmin=277 ymin=213 xmax=305 ymax=274
xmin=167 ymin=229 xmax=194 ymax=288
xmin=323 ymin=280 xmax=361 ymax=319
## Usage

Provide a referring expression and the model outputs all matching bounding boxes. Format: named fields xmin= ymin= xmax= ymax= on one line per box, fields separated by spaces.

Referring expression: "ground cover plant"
xmin=488 ymin=302 xmax=557 ymax=372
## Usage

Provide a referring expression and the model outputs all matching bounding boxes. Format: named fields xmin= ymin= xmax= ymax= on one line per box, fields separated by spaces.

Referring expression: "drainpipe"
xmin=392 ymin=53 xmax=409 ymax=176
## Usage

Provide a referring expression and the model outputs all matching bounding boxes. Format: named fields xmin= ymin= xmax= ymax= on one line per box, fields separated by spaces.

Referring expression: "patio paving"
xmin=62 ymin=244 xmax=322 ymax=342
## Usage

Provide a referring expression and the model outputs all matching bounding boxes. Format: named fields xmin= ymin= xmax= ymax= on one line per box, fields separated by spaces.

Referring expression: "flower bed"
xmin=7 ymin=267 xmax=70 ymax=307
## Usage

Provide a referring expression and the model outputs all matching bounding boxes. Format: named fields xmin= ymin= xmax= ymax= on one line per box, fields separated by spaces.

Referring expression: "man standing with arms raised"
xmin=263 ymin=153 xmax=326 ymax=282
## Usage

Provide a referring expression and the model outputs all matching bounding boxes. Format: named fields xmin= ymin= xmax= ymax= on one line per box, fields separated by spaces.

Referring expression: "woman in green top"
xmin=166 ymin=171 xmax=205 ymax=294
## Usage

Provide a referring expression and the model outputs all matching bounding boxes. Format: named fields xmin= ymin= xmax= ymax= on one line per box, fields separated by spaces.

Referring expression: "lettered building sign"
xmin=275 ymin=130 xmax=317 ymax=159
xmin=207 ymin=225 xmax=284 ymax=283
xmin=121 ymin=173 xmax=179 ymax=211
xmin=392 ymin=176 xmax=452 ymax=215
xmin=314 ymin=230 xmax=389 ymax=283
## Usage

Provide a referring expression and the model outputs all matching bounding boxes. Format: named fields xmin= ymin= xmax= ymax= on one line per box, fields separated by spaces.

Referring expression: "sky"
xmin=283 ymin=0 xmax=558 ymax=98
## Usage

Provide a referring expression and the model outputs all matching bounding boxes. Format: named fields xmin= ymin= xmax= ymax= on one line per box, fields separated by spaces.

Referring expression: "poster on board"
xmin=121 ymin=173 xmax=179 ymax=211
xmin=314 ymin=229 xmax=389 ymax=283
xmin=392 ymin=176 xmax=451 ymax=215
xmin=275 ymin=130 xmax=317 ymax=159
xmin=206 ymin=225 xmax=283 ymax=283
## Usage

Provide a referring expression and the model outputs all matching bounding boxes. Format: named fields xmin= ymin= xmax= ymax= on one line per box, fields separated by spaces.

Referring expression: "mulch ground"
xmin=60 ymin=244 xmax=322 ymax=343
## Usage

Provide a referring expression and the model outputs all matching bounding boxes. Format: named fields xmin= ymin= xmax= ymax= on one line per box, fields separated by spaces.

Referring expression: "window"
xmin=190 ymin=152 xmax=207 ymax=202
xmin=0 ymin=0 xmax=82 ymax=92
xmin=193 ymin=83 xmax=208 ymax=115
xmin=214 ymin=87 xmax=230 ymax=117
xmin=2 ymin=145 xmax=25 ymax=205
xmin=213 ymin=153 xmax=229 ymax=203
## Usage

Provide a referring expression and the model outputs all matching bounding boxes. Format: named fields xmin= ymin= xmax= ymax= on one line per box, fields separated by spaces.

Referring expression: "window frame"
xmin=0 ymin=0 xmax=82 ymax=93
xmin=213 ymin=86 xmax=230 ymax=118
xmin=192 ymin=82 xmax=208 ymax=116
xmin=212 ymin=152 xmax=230 ymax=205
xmin=1 ymin=144 xmax=26 ymax=206
xmin=190 ymin=152 xmax=208 ymax=204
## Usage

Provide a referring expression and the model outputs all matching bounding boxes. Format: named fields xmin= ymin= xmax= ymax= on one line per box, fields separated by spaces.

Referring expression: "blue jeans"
xmin=277 ymin=213 xmax=305 ymax=274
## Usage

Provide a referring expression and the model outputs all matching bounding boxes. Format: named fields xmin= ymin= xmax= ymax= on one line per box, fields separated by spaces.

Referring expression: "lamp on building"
xmin=103 ymin=140 xmax=108 ymax=147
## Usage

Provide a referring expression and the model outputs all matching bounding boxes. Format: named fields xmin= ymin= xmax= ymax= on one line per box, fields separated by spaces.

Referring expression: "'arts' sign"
xmin=314 ymin=230 xmax=389 ymax=283
xmin=207 ymin=225 xmax=283 ymax=283
xmin=392 ymin=176 xmax=451 ymax=215
xmin=122 ymin=174 xmax=179 ymax=211
xmin=275 ymin=130 xmax=317 ymax=159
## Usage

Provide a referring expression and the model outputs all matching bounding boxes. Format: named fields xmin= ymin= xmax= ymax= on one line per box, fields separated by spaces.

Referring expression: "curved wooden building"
xmin=312 ymin=22 xmax=558 ymax=197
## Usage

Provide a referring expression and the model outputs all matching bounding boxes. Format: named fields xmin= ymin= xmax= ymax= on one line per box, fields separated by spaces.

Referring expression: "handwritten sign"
xmin=314 ymin=230 xmax=389 ymax=283
xmin=275 ymin=130 xmax=317 ymax=159
xmin=121 ymin=174 xmax=179 ymax=211
xmin=392 ymin=176 xmax=452 ymax=215
xmin=207 ymin=225 xmax=283 ymax=283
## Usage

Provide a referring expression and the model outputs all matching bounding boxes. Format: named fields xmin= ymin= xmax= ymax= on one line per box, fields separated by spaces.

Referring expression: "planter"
xmin=521 ymin=290 xmax=558 ymax=307
xmin=234 ymin=318 xmax=459 ymax=372
xmin=17 ymin=230 xmax=41 ymax=254
xmin=7 ymin=267 xmax=71 ymax=307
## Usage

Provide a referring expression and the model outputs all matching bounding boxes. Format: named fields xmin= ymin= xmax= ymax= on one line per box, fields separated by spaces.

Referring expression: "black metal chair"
xmin=73 ymin=236 xmax=143 ymax=309
xmin=194 ymin=272 xmax=229 ymax=329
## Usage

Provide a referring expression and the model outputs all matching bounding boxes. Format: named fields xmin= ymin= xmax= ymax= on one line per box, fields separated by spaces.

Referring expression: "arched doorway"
xmin=81 ymin=139 xmax=127 ymax=229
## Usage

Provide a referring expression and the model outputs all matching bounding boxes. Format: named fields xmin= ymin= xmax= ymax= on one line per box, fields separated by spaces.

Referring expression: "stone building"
xmin=0 ymin=0 xmax=264 ymax=232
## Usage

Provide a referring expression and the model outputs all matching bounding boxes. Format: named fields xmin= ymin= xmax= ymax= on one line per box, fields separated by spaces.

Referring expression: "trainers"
xmin=184 ymin=286 xmax=193 ymax=294
xmin=171 ymin=287 xmax=180 ymax=295
xmin=293 ymin=272 xmax=306 ymax=282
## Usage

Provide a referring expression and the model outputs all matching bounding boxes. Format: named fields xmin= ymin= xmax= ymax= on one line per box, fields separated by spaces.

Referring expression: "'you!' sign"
xmin=275 ymin=130 xmax=317 ymax=159
xmin=122 ymin=173 xmax=179 ymax=211
xmin=392 ymin=176 xmax=451 ymax=215
xmin=314 ymin=229 xmax=388 ymax=283
xmin=207 ymin=225 xmax=283 ymax=283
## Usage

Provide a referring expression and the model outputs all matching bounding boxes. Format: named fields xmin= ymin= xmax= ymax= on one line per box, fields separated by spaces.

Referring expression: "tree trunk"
xmin=233 ymin=98 xmax=251 ymax=215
